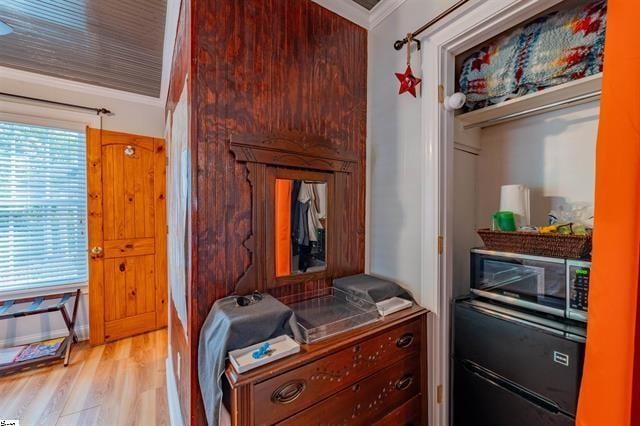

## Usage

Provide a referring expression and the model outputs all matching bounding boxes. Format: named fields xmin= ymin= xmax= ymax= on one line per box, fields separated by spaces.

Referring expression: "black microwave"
xmin=470 ymin=249 xmax=590 ymax=322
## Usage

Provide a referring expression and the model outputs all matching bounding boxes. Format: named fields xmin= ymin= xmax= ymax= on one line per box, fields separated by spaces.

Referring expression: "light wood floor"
xmin=0 ymin=329 xmax=169 ymax=426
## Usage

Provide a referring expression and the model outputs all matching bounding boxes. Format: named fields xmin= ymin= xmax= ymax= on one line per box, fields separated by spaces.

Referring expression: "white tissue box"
xmin=376 ymin=297 xmax=413 ymax=316
xmin=229 ymin=335 xmax=300 ymax=374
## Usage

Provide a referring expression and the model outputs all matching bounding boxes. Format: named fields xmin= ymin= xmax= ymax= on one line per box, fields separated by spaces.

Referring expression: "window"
xmin=0 ymin=121 xmax=87 ymax=292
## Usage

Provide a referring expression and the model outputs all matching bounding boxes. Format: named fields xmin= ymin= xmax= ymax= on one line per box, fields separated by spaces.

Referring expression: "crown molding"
xmin=312 ymin=0 xmax=409 ymax=30
xmin=0 ymin=66 xmax=164 ymax=107
xmin=370 ymin=0 xmax=408 ymax=28
xmin=312 ymin=0 xmax=371 ymax=28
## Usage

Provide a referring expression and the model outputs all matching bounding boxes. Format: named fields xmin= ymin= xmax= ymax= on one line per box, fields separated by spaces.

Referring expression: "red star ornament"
xmin=395 ymin=65 xmax=422 ymax=97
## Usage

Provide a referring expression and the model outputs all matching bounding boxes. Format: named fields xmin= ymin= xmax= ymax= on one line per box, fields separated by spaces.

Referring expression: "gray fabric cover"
xmin=333 ymin=274 xmax=413 ymax=303
xmin=198 ymin=294 xmax=301 ymax=425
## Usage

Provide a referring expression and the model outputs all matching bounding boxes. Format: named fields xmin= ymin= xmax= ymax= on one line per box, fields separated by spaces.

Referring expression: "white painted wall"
xmin=2 ymin=67 xmax=165 ymax=137
xmin=0 ymin=290 xmax=90 ymax=348
xmin=0 ymin=68 xmax=165 ymax=348
xmin=452 ymin=101 xmax=599 ymax=295
xmin=368 ymin=0 xmax=457 ymax=302
xmin=476 ymin=102 xmax=599 ymax=227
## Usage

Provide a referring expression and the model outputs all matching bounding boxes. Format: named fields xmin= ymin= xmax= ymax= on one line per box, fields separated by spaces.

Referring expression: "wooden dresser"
xmin=225 ymin=305 xmax=428 ymax=425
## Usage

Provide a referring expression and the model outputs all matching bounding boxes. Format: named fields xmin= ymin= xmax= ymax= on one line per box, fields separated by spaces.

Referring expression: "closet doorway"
xmin=416 ymin=1 xmax=593 ymax=425
xmin=87 ymin=129 xmax=167 ymax=345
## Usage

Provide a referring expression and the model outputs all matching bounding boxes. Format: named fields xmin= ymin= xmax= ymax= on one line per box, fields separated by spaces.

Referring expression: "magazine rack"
xmin=0 ymin=289 xmax=80 ymax=376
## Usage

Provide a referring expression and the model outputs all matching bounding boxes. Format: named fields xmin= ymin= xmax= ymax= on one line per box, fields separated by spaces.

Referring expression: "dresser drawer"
xmin=278 ymin=354 xmax=420 ymax=425
xmin=253 ymin=319 xmax=421 ymax=425
xmin=373 ymin=394 xmax=422 ymax=426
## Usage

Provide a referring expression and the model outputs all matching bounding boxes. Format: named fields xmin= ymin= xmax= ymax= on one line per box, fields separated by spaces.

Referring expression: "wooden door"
xmin=87 ymin=128 xmax=167 ymax=345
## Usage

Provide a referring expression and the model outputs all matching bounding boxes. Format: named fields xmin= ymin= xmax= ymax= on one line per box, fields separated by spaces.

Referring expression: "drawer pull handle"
xmin=396 ymin=333 xmax=414 ymax=348
xmin=271 ymin=380 xmax=306 ymax=404
xmin=395 ymin=374 xmax=414 ymax=391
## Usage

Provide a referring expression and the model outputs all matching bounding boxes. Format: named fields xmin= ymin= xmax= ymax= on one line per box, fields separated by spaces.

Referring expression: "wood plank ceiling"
xmin=0 ymin=0 xmax=166 ymax=97
xmin=352 ymin=0 xmax=382 ymax=10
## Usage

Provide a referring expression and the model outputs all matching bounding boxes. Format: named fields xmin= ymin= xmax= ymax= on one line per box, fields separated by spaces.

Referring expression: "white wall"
xmin=368 ymin=0 xmax=457 ymax=301
xmin=0 ymin=292 xmax=90 ymax=347
xmin=0 ymin=68 xmax=165 ymax=347
xmin=2 ymin=67 xmax=165 ymax=137
xmin=452 ymin=101 xmax=599 ymax=295
xmin=476 ymin=102 xmax=599 ymax=227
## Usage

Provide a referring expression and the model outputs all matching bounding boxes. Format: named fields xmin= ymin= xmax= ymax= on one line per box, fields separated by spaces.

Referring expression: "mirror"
xmin=275 ymin=179 xmax=327 ymax=277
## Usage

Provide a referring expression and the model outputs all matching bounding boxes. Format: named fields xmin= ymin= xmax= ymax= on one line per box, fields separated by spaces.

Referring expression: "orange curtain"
xmin=577 ymin=2 xmax=640 ymax=424
xmin=275 ymin=179 xmax=292 ymax=277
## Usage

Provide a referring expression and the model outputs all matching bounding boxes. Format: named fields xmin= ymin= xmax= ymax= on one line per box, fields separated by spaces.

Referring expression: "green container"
xmin=492 ymin=211 xmax=517 ymax=232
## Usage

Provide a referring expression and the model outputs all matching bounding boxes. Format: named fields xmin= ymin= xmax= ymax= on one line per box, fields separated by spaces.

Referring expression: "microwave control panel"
xmin=568 ymin=261 xmax=590 ymax=322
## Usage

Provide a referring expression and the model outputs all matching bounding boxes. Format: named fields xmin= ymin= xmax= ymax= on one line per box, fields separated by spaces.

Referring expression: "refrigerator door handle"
xmin=461 ymin=359 xmax=568 ymax=416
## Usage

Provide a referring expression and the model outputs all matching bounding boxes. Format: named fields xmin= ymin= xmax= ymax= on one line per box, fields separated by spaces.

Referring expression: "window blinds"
xmin=0 ymin=121 xmax=88 ymax=292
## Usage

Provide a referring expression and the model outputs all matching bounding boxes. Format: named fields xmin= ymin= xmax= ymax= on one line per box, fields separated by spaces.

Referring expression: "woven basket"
xmin=477 ymin=229 xmax=592 ymax=260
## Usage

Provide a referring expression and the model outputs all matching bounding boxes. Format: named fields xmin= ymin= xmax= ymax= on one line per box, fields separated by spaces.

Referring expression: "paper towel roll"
xmin=500 ymin=185 xmax=530 ymax=227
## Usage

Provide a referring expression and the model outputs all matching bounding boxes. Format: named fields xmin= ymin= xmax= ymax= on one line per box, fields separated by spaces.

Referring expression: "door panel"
xmin=104 ymin=312 xmax=157 ymax=342
xmin=88 ymin=129 xmax=167 ymax=344
xmin=102 ymin=142 xmax=155 ymax=241
xmin=103 ymin=255 xmax=155 ymax=319
xmin=103 ymin=238 xmax=155 ymax=258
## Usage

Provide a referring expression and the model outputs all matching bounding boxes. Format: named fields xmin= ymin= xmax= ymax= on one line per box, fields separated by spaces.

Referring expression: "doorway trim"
xmin=417 ymin=1 xmax=565 ymax=424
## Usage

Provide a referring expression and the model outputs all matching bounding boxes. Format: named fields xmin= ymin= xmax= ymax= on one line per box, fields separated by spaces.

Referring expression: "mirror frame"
xmin=229 ymin=131 xmax=357 ymax=295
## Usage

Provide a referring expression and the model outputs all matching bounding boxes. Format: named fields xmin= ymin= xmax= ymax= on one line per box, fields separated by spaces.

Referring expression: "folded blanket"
xmin=459 ymin=0 xmax=606 ymax=112
xmin=198 ymin=294 xmax=301 ymax=425
xmin=333 ymin=273 xmax=413 ymax=304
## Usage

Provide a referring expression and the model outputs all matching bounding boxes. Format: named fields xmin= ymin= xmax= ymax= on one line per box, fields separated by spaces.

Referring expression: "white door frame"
xmin=418 ymin=1 xmax=565 ymax=424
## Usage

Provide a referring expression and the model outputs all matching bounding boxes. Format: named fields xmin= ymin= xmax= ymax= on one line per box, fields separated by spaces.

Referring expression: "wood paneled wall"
xmin=166 ymin=1 xmax=367 ymax=424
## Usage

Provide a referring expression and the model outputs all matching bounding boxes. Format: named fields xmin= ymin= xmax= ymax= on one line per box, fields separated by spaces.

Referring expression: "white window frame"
xmin=0 ymin=98 xmax=99 ymax=299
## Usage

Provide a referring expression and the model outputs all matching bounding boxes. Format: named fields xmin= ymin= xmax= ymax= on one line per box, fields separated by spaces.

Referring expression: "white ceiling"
xmin=0 ymin=0 xmax=167 ymax=97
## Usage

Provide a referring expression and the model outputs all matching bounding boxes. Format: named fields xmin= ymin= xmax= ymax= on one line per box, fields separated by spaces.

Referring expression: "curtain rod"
xmin=394 ymin=0 xmax=471 ymax=51
xmin=0 ymin=92 xmax=111 ymax=115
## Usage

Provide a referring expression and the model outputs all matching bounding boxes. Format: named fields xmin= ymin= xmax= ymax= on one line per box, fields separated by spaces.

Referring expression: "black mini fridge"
xmin=452 ymin=298 xmax=586 ymax=426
